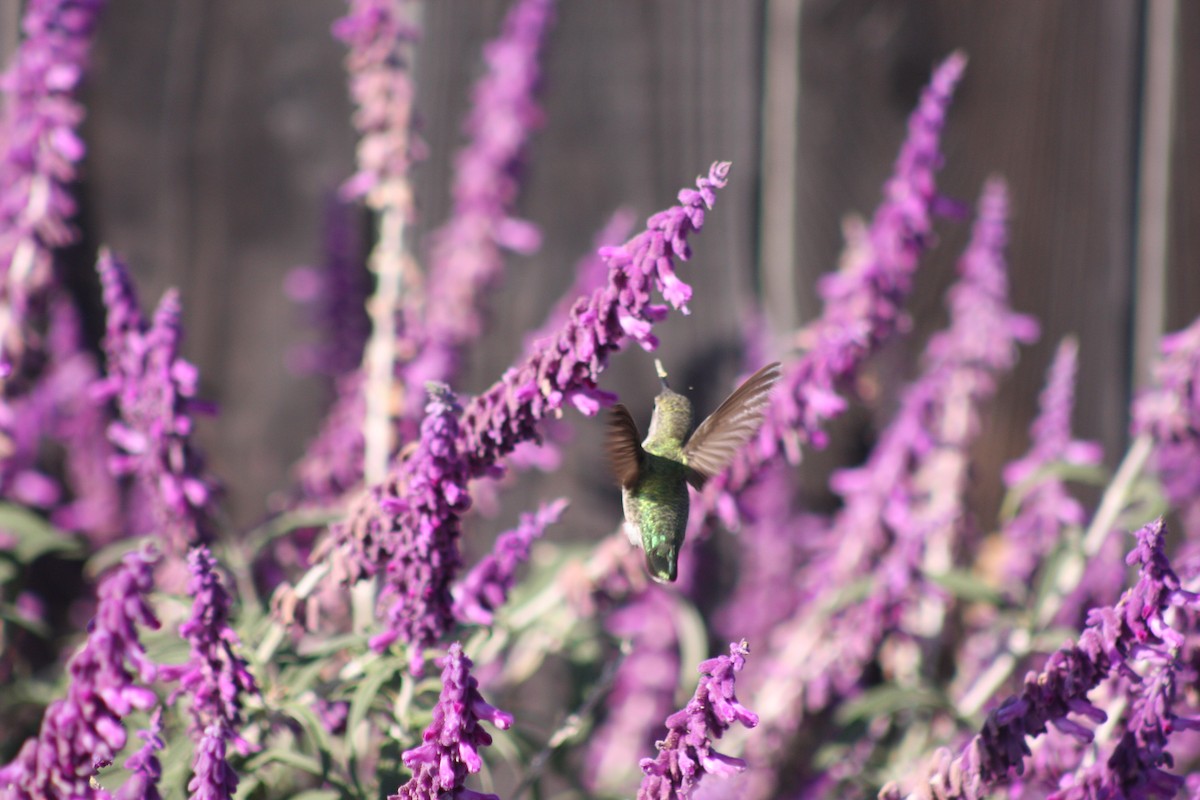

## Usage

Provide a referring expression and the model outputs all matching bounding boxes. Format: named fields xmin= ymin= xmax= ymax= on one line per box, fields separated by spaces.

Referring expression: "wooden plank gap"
xmin=758 ymin=0 xmax=802 ymax=337
xmin=1132 ymin=0 xmax=1179 ymax=388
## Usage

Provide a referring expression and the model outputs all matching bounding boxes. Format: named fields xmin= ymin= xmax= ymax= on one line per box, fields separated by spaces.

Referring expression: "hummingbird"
xmin=606 ymin=359 xmax=782 ymax=582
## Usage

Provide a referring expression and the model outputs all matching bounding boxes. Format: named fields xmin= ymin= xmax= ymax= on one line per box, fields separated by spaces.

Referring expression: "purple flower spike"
xmin=94 ymin=250 xmax=218 ymax=549
xmin=1053 ymin=663 xmax=1200 ymax=800
xmin=457 ymin=162 xmax=731 ymax=477
xmin=333 ymin=0 xmax=422 ymax=202
xmin=0 ymin=546 xmax=160 ymax=799
xmin=696 ymin=54 xmax=967 ymax=528
xmin=881 ymin=519 xmax=1200 ymax=800
xmin=402 ymin=0 xmax=558 ymax=425
xmin=922 ymin=178 xmax=1039 ymax=373
xmin=332 ymin=385 xmax=470 ymax=670
xmin=116 ymin=707 xmax=165 ymax=800
xmin=638 ymin=641 xmax=758 ymax=800
xmin=159 ymin=546 xmax=258 ymax=799
xmin=522 ymin=209 xmax=637 ymax=356
xmin=284 ymin=195 xmax=369 ymax=380
xmin=1000 ymin=338 xmax=1103 ymax=586
xmin=1133 ymin=314 xmax=1200 ymax=518
xmin=391 ymin=643 xmax=513 ymax=800
xmin=293 ymin=370 xmax=366 ymax=506
xmin=0 ymin=0 xmax=107 ymax=376
xmin=186 ymin=724 xmax=238 ymax=800
xmin=770 ymin=52 xmax=966 ymax=452
xmin=454 ymin=497 xmax=567 ymax=626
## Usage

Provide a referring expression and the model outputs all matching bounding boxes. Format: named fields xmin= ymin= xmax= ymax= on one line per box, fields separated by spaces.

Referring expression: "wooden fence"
xmin=10 ymin=0 xmax=1194 ymax=534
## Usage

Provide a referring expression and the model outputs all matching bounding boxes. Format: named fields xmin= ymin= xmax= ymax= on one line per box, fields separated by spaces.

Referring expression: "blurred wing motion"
xmin=606 ymin=404 xmax=644 ymax=488
xmin=682 ymin=361 xmax=782 ymax=487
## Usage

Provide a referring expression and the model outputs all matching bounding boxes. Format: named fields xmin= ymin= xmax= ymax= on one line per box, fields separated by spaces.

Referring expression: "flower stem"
xmin=958 ymin=434 xmax=1154 ymax=717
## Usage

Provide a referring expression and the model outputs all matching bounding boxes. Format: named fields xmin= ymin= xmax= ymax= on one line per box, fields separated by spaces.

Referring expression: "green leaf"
xmin=284 ymin=698 xmax=335 ymax=767
xmin=347 ymin=655 xmax=397 ymax=745
xmin=0 ymin=602 xmax=52 ymax=638
xmin=924 ymin=568 xmax=1006 ymax=607
xmin=288 ymin=791 xmax=343 ymax=800
xmin=300 ymin=632 xmax=365 ymax=658
xmin=84 ymin=537 xmax=146 ymax=579
xmin=836 ymin=684 xmax=945 ymax=724
xmin=243 ymin=507 xmax=344 ymax=554
xmin=0 ymin=503 xmax=81 ymax=563
xmin=998 ymin=462 xmax=1109 ymax=522
xmin=671 ymin=597 xmax=708 ymax=707
xmin=244 ymin=745 xmax=327 ymax=777
xmin=823 ymin=574 xmax=875 ymax=613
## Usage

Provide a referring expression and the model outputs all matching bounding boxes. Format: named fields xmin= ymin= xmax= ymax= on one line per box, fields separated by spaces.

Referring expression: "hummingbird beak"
xmin=654 ymin=358 xmax=670 ymax=390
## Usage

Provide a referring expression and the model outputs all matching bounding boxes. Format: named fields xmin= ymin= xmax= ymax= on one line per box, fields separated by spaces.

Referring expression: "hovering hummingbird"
xmin=606 ymin=360 xmax=782 ymax=582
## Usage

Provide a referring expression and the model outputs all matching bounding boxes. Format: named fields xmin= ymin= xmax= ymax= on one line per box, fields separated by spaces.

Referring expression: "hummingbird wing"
xmin=606 ymin=403 xmax=644 ymax=489
xmin=682 ymin=361 xmax=782 ymax=488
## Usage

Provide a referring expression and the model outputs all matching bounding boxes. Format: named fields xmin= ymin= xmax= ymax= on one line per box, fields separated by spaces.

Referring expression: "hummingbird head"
xmin=647 ymin=389 xmax=693 ymax=444
xmin=644 ymin=540 xmax=679 ymax=583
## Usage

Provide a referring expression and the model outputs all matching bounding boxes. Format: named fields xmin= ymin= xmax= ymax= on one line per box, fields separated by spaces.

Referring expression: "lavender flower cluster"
xmin=3 ymin=4 xmax=1200 ymax=800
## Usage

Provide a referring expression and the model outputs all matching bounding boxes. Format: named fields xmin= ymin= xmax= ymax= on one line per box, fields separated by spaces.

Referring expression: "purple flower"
xmin=0 ymin=0 xmax=106 ymax=377
xmin=159 ymin=546 xmax=258 ymax=799
xmin=328 ymin=385 xmax=470 ymax=670
xmin=921 ymin=178 xmax=1039 ymax=374
xmin=391 ymin=642 xmax=513 ymax=800
xmin=0 ymin=0 xmax=117 ymax=534
xmin=94 ymin=250 xmax=218 ymax=549
xmin=999 ymin=338 xmax=1103 ymax=587
xmin=333 ymin=0 xmax=422 ymax=202
xmin=697 ymin=53 xmax=967 ymax=529
xmin=292 ymin=370 xmax=366 ymax=506
xmin=0 ymin=546 xmax=160 ymax=799
xmin=399 ymin=0 xmax=557 ymax=427
xmin=503 ymin=209 xmax=636 ymax=475
xmin=881 ymin=519 xmax=1200 ymax=800
xmin=187 ymin=725 xmax=238 ymax=800
xmin=284 ymin=195 xmax=369 ymax=380
xmin=1052 ymin=663 xmax=1200 ymax=800
xmin=521 ymin=209 xmax=637 ymax=356
xmin=770 ymin=52 xmax=966 ymax=450
xmin=1133 ymin=315 xmax=1200 ymax=518
xmin=115 ymin=707 xmax=164 ymax=800
xmin=43 ymin=299 xmax=125 ymax=542
xmin=638 ymin=640 xmax=758 ymax=800
xmin=453 ymin=497 xmax=567 ymax=626
xmin=293 ymin=0 xmax=555 ymax=505
xmin=457 ymin=161 xmax=731 ymax=476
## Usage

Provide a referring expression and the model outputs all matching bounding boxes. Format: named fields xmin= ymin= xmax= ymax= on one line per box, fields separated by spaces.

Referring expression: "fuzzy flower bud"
xmin=159 ymin=547 xmax=258 ymax=799
xmin=94 ymin=251 xmax=218 ymax=549
xmin=1000 ymin=338 xmax=1103 ymax=586
xmin=0 ymin=546 xmax=160 ymax=799
xmin=638 ymin=641 xmax=758 ymax=800
xmin=391 ymin=643 xmax=512 ymax=800
xmin=1133 ymin=315 xmax=1200 ymax=517
xmin=0 ymin=0 xmax=107 ymax=376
